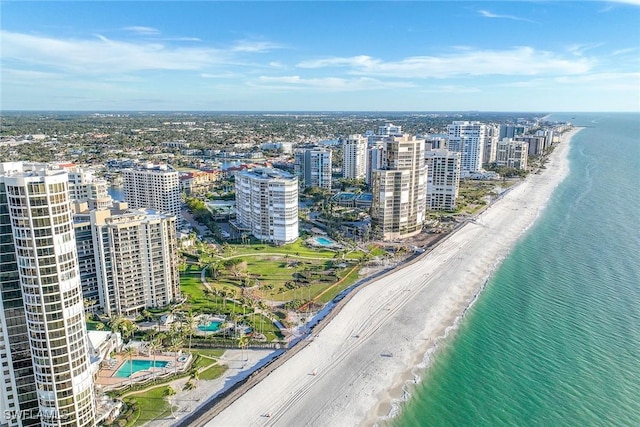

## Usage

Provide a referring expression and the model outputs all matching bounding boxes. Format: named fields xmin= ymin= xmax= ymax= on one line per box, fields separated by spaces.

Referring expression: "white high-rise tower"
xmin=371 ymin=135 xmax=428 ymax=240
xmin=1 ymin=162 xmax=96 ymax=427
xmin=446 ymin=121 xmax=488 ymax=177
xmin=342 ymin=135 xmax=367 ymax=180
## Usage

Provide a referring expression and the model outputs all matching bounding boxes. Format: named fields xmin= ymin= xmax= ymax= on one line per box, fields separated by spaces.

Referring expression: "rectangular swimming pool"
xmin=114 ymin=359 xmax=169 ymax=378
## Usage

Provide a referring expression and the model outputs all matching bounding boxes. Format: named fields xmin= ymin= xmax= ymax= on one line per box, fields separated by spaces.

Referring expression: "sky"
xmin=1 ymin=1 xmax=639 ymax=112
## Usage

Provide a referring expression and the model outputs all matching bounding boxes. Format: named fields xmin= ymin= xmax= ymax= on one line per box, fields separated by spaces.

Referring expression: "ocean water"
xmin=393 ymin=113 xmax=640 ymax=426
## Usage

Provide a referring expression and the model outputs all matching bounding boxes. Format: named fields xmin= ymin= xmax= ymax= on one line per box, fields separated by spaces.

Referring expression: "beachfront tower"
xmin=122 ymin=164 xmax=181 ymax=224
xmin=73 ymin=205 xmax=180 ymax=317
xmin=66 ymin=166 xmax=112 ymax=210
xmin=342 ymin=135 xmax=367 ymax=180
xmin=365 ymin=144 xmax=384 ymax=186
xmin=425 ymin=150 xmax=461 ymax=211
xmin=371 ymin=135 xmax=428 ymax=240
xmin=496 ymin=139 xmax=529 ymax=170
xmin=446 ymin=121 xmax=488 ymax=177
xmin=0 ymin=162 xmax=96 ymax=427
xmin=235 ymin=168 xmax=299 ymax=245
xmin=294 ymin=148 xmax=332 ymax=190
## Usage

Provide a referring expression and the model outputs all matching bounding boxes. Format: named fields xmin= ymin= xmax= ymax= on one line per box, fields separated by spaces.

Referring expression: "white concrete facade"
xmin=496 ymin=138 xmax=529 ymax=170
xmin=122 ymin=164 xmax=181 ymax=223
xmin=342 ymin=135 xmax=367 ymax=180
xmin=1 ymin=163 xmax=96 ymax=427
xmin=371 ymin=135 xmax=428 ymax=240
xmin=425 ymin=150 xmax=461 ymax=211
xmin=447 ymin=121 xmax=488 ymax=177
xmin=235 ymin=168 xmax=299 ymax=245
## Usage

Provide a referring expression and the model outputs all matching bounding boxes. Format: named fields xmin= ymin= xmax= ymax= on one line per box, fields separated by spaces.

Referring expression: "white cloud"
xmin=231 ymin=40 xmax=285 ymax=53
xmin=1 ymin=31 xmax=226 ymax=73
xmin=200 ymin=72 xmax=238 ymax=79
xmin=122 ymin=26 xmax=161 ymax=35
xmin=567 ymin=43 xmax=604 ymax=56
xmin=297 ymin=47 xmax=594 ymax=78
xmin=421 ymin=85 xmax=482 ymax=94
xmin=502 ymin=72 xmax=640 ymax=91
xmin=2 ymin=68 xmax=64 ymax=80
xmin=611 ymin=47 xmax=638 ymax=56
xmin=0 ymin=31 xmax=284 ymax=75
xmin=478 ymin=10 xmax=537 ymax=23
xmin=254 ymin=76 xmax=415 ymax=91
xmin=606 ymin=0 xmax=640 ymax=5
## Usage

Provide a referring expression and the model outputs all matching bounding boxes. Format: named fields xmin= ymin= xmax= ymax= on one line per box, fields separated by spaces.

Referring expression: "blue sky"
xmin=1 ymin=1 xmax=639 ymax=111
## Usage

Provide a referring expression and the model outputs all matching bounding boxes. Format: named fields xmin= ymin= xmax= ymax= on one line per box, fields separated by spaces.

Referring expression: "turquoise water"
xmin=394 ymin=113 xmax=640 ymax=426
xmin=315 ymin=236 xmax=336 ymax=246
xmin=198 ymin=321 xmax=222 ymax=332
xmin=114 ymin=359 xmax=169 ymax=378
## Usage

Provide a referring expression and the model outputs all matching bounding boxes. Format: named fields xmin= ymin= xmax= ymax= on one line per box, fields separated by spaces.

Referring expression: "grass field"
xmin=125 ymin=387 xmax=174 ymax=426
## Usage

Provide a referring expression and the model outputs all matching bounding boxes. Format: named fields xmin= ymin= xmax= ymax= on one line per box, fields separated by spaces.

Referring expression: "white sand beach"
xmin=207 ymin=128 xmax=582 ymax=427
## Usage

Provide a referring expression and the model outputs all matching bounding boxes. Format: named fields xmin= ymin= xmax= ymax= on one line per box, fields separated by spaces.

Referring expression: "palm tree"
xmin=203 ymin=288 xmax=211 ymax=310
xmin=168 ymin=337 xmax=183 ymax=375
xmin=109 ymin=315 xmax=125 ymax=334
xmin=164 ymin=385 xmax=176 ymax=397
xmin=147 ymin=338 xmax=162 ymax=369
xmin=183 ymin=312 xmax=198 ymax=352
xmin=123 ymin=346 xmax=136 ymax=378
xmin=237 ymin=335 xmax=250 ymax=362
xmin=189 ymin=367 xmax=199 ymax=382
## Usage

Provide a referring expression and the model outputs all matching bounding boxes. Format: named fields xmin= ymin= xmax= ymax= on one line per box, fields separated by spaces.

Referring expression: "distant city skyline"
xmin=1 ymin=1 xmax=639 ymax=112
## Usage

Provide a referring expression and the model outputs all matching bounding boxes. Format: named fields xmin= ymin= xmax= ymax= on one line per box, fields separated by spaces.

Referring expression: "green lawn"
xmin=198 ymin=364 xmax=229 ymax=381
xmin=192 ymin=349 xmax=225 ymax=358
xmin=125 ymin=387 xmax=175 ymax=426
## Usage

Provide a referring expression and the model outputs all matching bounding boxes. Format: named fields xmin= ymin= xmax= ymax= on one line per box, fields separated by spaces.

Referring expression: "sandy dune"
xmin=208 ymin=128 xmax=580 ymax=427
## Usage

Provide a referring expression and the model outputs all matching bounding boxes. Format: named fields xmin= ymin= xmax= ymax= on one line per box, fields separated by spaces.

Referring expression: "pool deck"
xmin=95 ymin=353 xmax=188 ymax=387
xmin=306 ymin=235 xmax=342 ymax=249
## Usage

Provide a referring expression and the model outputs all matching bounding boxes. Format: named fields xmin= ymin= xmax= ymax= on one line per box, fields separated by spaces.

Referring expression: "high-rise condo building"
xmin=0 ymin=163 xmax=40 ymax=426
xmin=483 ymin=124 xmax=500 ymax=165
xmin=425 ymin=150 xmax=461 ymax=211
xmin=0 ymin=162 xmax=95 ymax=427
xmin=234 ymin=168 xmax=298 ymax=245
xmin=496 ymin=139 xmax=529 ymax=170
xmin=371 ymin=135 xmax=428 ymax=240
xmin=74 ymin=205 xmax=180 ymax=317
xmin=342 ymin=135 xmax=367 ymax=181
xmin=377 ymin=123 xmax=402 ymax=137
xmin=365 ymin=144 xmax=384 ymax=186
xmin=122 ymin=164 xmax=181 ymax=223
xmin=499 ymin=124 xmax=527 ymax=139
xmin=66 ymin=167 xmax=112 ymax=210
xmin=515 ymin=135 xmax=547 ymax=156
xmin=294 ymin=148 xmax=332 ymax=190
xmin=446 ymin=121 xmax=488 ymax=177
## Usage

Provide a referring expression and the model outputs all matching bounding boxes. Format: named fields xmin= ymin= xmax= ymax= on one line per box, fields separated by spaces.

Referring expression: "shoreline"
xmin=207 ymin=127 xmax=583 ymax=427
xmin=367 ymin=126 xmax=583 ymax=425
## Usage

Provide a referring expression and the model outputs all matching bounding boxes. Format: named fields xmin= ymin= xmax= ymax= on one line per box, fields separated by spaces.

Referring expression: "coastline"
xmin=207 ymin=127 xmax=583 ymax=427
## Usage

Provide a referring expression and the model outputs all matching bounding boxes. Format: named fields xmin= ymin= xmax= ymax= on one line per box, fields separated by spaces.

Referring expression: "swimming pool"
xmin=314 ymin=236 xmax=336 ymax=246
xmin=198 ymin=321 xmax=222 ymax=332
xmin=114 ymin=359 xmax=169 ymax=378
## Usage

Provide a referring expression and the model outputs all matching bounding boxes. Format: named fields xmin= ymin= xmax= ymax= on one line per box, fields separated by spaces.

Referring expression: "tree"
xmin=147 ymin=338 xmax=162 ymax=369
xmin=95 ymin=322 xmax=105 ymax=331
xmin=123 ymin=346 xmax=136 ymax=379
xmin=189 ymin=367 xmax=200 ymax=382
xmin=183 ymin=312 xmax=198 ymax=352
xmin=164 ymin=386 xmax=176 ymax=397
xmin=237 ymin=335 xmax=250 ymax=362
